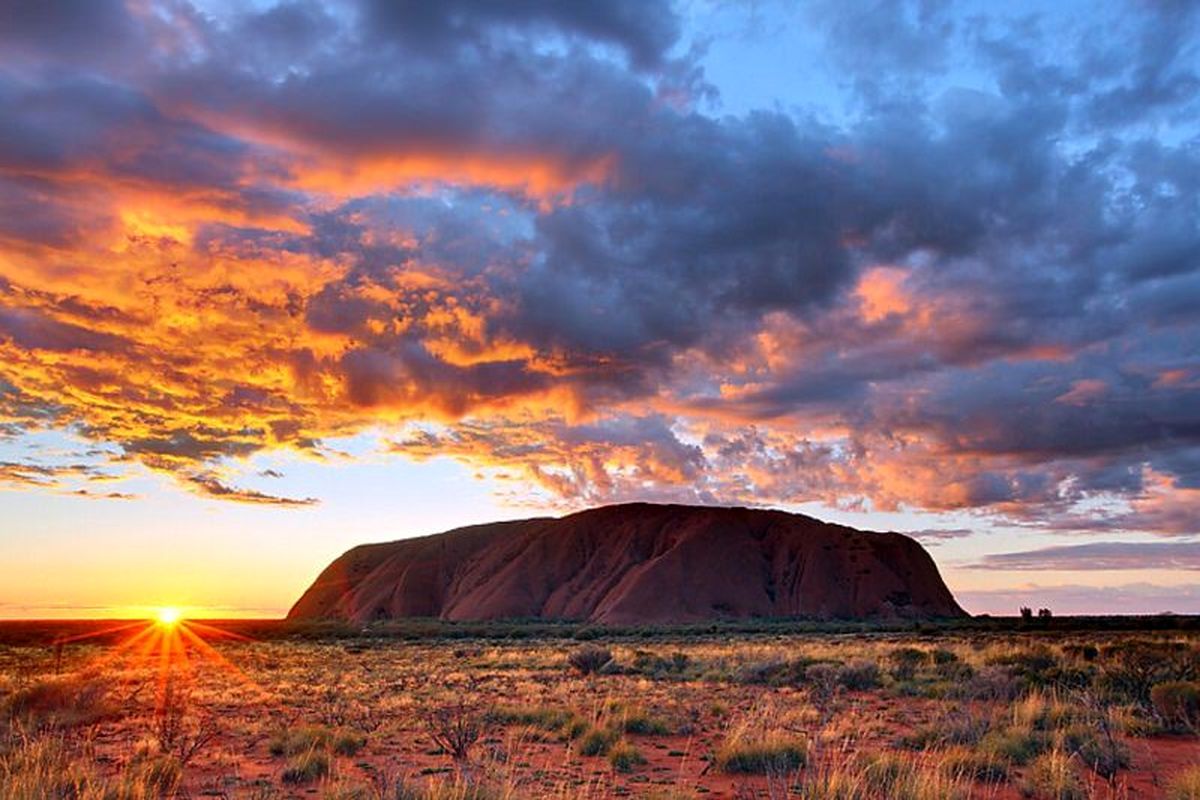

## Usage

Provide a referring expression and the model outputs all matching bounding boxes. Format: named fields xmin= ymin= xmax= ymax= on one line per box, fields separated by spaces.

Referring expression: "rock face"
xmin=288 ymin=503 xmax=965 ymax=623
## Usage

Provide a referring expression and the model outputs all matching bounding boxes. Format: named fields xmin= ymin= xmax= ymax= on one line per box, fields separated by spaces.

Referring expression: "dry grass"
xmin=0 ymin=626 xmax=1196 ymax=797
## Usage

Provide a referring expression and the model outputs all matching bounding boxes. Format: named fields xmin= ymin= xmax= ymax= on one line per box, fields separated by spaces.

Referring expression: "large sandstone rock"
xmin=288 ymin=503 xmax=965 ymax=623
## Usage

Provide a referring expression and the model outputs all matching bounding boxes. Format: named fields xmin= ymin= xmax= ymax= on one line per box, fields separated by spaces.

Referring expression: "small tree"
xmin=1020 ymin=607 xmax=1034 ymax=621
xmin=424 ymin=703 xmax=484 ymax=762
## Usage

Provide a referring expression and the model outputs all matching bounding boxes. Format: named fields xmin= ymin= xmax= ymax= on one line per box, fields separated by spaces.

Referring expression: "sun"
xmin=155 ymin=607 xmax=183 ymax=626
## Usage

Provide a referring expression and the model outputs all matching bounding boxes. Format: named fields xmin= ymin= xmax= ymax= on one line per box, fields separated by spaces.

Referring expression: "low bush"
xmin=1020 ymin=751 xmax=1086 ymax=800
xmin=578 ymin=726 xmax=620 ymax=756
xmin=268 ymin=725 xmax=333 ymax=757
xmin=889 ymin=648 xmax=928 ymax=681
xmin=838 ymin=660 xmax=882 ymax=691
xmin=621 ymin=707 xmax=673 ymax=735
xmin=1056 ymin=723 xmax=1130 ymax=778
xmin=488 ymin=705 xmax=587 ymax=739
xmin=607 ymin=740 xmax=646 ymax=773
xmin=979 ymin=728 xmax=1050 ymax=765
xmin=281 ymin=748 xmax=331 ymax=784
xmin=1151 ymin=681 xmax=1200 ymax=730
xmin=901 ymin=711 xmax=990 ymax=749
xmin=3 ymin=676 xmax=114 ymax=730
xmin=940 ymin=748 xmax=1009 ymax=783
xmin=714 ymin=731 xmax=808 ymax=774
xmin=567 ymin=645 xmax=613 ymax=675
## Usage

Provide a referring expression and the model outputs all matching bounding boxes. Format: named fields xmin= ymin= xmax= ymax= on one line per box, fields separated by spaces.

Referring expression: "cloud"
xmin=186 ymin=474 xmax=317 ymax=507
xmin=970 ymin=541 xmax=1200 ymax=571
xmin=955 ymin=582 xmax=1200 ymax=616
xmin=0 ymin=0 xmax=1196 ymax=537
xmin=904 ymin=528 xmax=974 ymax=546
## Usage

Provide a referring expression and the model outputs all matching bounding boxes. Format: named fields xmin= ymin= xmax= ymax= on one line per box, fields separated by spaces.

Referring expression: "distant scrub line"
xmin=2 ymin=614 xmax=1200 ymax=647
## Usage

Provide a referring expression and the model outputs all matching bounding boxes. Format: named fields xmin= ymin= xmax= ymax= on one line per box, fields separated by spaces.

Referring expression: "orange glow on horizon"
xmin=155 ymin=606 xmax=183 ymax=626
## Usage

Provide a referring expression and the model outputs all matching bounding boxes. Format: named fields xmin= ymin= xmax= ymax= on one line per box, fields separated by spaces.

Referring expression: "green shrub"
xmin=714 ymin=733 xmax=808 ymax=774
xmin=269 ymin=725 xmax=332 ymax=756
xmin=488 ymin=705 xmax=586 ymax=739
xmin=1056 ymin=724 xmax=1130 ymax=778
xmin=579 ymin=727 xmax=620 ymax=756
xmin=1099 ymin=641 xmax=1199 ymax=703
xmin=1020 ymin=752 xmax=1085 ymax=800
xmin=332 ymin=729 xmax=367 ymax=756
xmin=980 ymin=728 xmax=1050 ymax=765
xmin=1151 ymin=681 xmax=1200 ymax=729
xmin=607 ymin=740 xmax=646 ymax=773
xmin=932 ymin=648 xmax=959 ymax=665
xmin=282 ymin=748 xmax=331 ymax=784
xmin=901 ymin=711 xmax=990 ymax=750
xmin=889 ymin=648 xmax=928 ymax=681
xmin=838 ymin=660 xmax=882 ymax=691
xmin=621 ymin=708 xmax=672 ymax=735
xmin=940 ymin=749 xmax=1009 ymax=783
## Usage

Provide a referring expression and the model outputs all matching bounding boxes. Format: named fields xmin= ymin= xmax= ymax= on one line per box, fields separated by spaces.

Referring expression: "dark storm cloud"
xmin=360 ymin=0 xmax=680 ymax=68
xmin=0 ymin=0 xmax=1197 ymax=531
xmin=0 ymin=307 xmax=129 ymax=353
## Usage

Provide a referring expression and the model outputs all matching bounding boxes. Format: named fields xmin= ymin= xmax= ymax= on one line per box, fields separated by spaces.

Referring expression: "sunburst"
xmin=53 ymin=611 xmax=259 ymax=711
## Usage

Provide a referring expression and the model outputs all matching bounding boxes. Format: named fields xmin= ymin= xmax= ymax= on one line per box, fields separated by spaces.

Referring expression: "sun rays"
xmin=52 ymin=614 xmax=261 ymax=712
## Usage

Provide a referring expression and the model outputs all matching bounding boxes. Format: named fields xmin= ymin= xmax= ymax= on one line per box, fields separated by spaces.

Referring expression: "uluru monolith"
xmin=288 ymin=503 xmax=965 ymax=624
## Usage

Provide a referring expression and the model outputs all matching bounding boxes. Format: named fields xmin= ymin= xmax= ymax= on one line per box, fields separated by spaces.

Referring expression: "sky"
xmin=0 ymin=0 xmax=1198 ymax=619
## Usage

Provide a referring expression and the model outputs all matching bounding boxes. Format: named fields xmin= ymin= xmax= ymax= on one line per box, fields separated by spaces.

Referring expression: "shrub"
xmin=1167 ymin=765 xmax=1200 ymax=800
xmin=1020 ymin=752 xmax=1085 ymax=800
xmin=940 ymin=748 xmax=1009 ymax=783
xmin=1099 ymin=640 xmax=1199 ymax=703
xmin=1151 ymin=681 xmax=1200 ymax=730
xmin=269 ymin=725 xmax=332 ymax=757
xmin=1057 ymin=724 xmax=1130 ymax=778
xmin=901 ymin=711 xmax=990 ymax=750
xmin=488 ymin=705 xmax=586 ymax=739
xmin=980 ymin=728 xmax=1050 ymax=765
xmin=621 ymin=708 xmax=672 ymax=735
xmin=425 ymin=704 xmax=484 ymax=761
xmin=889 ymin=648 xmax=928 ymax=681
xmin=838 ymin=660 xmax=882 ymax=691
xmin=567 ymin=645 xmax=613 ymax=675
xmin=332 ymin=729 xmax=367 ymax=756
xmin=607 ymin=740 xmax=646 ymax=773
xmin=805 ymin=662 xmax=841 ymax=703
xmin=955 ymin=665 xmax=1021 ymax=701
xmin=989 ymin=646 xmax=1063 ymax=688
xmin=3 ymin=676 xmax=113 ymax=729
xmin=579 ymin=727 xmax=620 ymax=756
xmin=714 ymin=732 xmax=808 ymax=774
xmin=282 ymin=748 xmax=331 ymax=784
xmin=933 ymin=648 xmax=959 ymax=665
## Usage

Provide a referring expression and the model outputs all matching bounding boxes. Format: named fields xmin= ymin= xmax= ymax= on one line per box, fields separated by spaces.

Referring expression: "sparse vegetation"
xmin=0 ymin=620 xmax=1196 ymax=797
